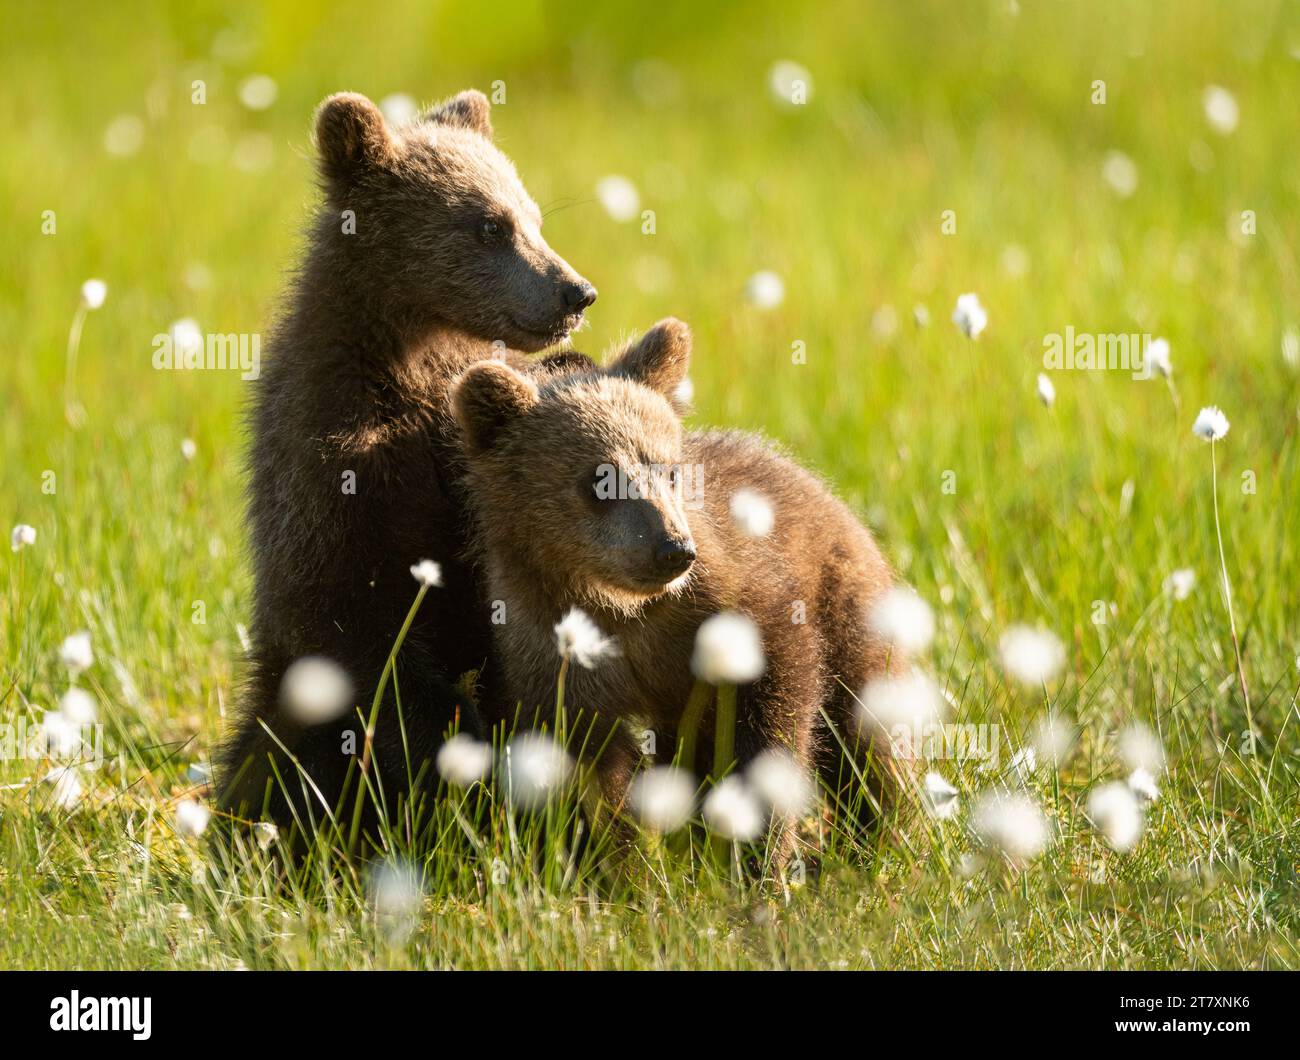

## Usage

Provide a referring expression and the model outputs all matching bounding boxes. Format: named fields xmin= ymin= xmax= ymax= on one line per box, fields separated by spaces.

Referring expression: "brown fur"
xmin=453 ymin=320 xmax=903 ymax=858
xmin=218 ymin=90 xmax=598 ymax=840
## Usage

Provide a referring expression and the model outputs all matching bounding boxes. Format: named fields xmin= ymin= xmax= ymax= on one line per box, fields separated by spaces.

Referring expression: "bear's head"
xmin=314 ymin=90 xmax=597 ymax=351
xmin=453 ymin=319 xmax=697 ymax=613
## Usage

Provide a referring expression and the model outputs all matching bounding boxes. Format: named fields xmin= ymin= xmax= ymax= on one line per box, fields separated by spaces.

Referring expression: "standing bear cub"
xmin=219 ymin=88 xmax=598 ymax=838
xmin=452 ymin=320 xmax=904 ymax=849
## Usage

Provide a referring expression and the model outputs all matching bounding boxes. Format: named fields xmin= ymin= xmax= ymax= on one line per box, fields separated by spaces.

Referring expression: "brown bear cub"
xmin=218 ymin=88 xmax=599 ymax=839
xmin=452 ymin=320 xmax=903 ymax=853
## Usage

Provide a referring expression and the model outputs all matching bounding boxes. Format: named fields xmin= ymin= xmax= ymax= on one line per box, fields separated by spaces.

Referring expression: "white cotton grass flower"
xmin=1127 ymin=766 xmax=1160 ymax=803
xmin=1192 ymin=405 xmax=1229 ymax=442
xmin=186 ymin=761 xmax=213 ymax=785
xmin=238 ymin=74 xmax=278 ymax=111
xmin=45 ymin=766 xmax=84 ymax=811
xmin=767 ymin=59 xmax=813 ymax=106
xmin=59 ymin=687 xmax=97 ymax=727
xmin=1145 ymin=337 xmax=1172 ymax=378
xmin=11 ymin=524 xmax=36 ymax=552
xmin=379 ymin=92 xmax=419 ymax=126
xmin=691 ymin=612 xmax=766 ymax=685
xmin=972 ymin=790 xmax=1051 ymax=867
xmin=1283 ymin=328 xmax=1300 ymax=370
xmin=1031 ymin=714 xmax=1077 ymax=768
xmin=502 ymin=734 xmax=574 ymax=810
xmin=702 ymin=776 xmax=765 ymax=841
xmin=859 ymin=670 xmax=945 ymax=757
xmin=180 ymin=437 xmax=197 ymax=462
xmin=1102 ymin=150 xmax=1139 ymax=197
xmin=746 ymin=749 xmax=813 ymax=818
xmin=868 ymin=587 xmax=935 ymax=655
xmin=998 ymin=625 xmax=1066 ymax=687
xmin=253 ymin=821 xmax=279 ymax=850
xmin=1164 ymin=567 xmax=1196 ymax=601
xmin=912 ymin=303 xmax=931 ymax=328
xmin=595 ymin=175 xmax=640 ymax=222
xmin=104 ymin=114 xmax=144 ymax=157
xmin=923 ymin=771 xmax=960 ymax=820
xmin=369 ymin=860 xmax=423 ymax=942
xmin=170 ymin=318 xmax=204 ymax=360
xmin=951 ymin=292 xmax=988 ymax=339
xmin=409 ymin=559 xmax=443 ymax=587
xmin=1036 ymin=372 xmax=1056 ymax=407
xmin=745 ymin=270 xmax=785 ymax=310
xmin=1118 ymin=723 xmax=1165 ymax=775
xmin=39 ymin=711 xmax=82 ymax=758
xmin=174 ymin=798 xmax=211 ymax=838
xmin=279 ymin=656 xmax=353 ymax=725
xmin=1086 ymin=781 xmax=1144 ymax=852
xmin=554 ymin=607 xmax=618 ymax=668
xmin=80 ymin=279 xmax=108 ymax=310
xmin=59 ymin=631 xmax=94 ymax=676
xmin=1202 ymin=85 xmax=1239 ymax=135
xmin=435 ymin=733 xmax=493 ymax=788
xmin=628 ymin=766 xmax=696 ymax=834
xmin=729 ymin=488 xmax=775 ymax=538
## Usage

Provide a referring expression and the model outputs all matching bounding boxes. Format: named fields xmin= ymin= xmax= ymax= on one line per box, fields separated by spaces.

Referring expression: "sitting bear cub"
xmin=452 ymin=319 xmax=905 ymax=851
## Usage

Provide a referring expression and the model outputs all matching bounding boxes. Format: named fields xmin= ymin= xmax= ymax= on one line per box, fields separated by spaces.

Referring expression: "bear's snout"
xmin=652 ymin=536 xmax=696 ymax=581
xmin=562 ymin=280 xmax=598 ymax=312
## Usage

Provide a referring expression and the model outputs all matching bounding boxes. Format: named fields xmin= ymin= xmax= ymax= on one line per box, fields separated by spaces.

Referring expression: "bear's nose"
xmin=653 ymin=538 xmax=696 ymax=579
xmin=562 ymin=281 xmax=598 ymax=312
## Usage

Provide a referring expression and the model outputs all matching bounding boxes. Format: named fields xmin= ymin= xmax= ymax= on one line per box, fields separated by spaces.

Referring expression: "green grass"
xmin=2 ymin=0 xmax=1298 ymax=969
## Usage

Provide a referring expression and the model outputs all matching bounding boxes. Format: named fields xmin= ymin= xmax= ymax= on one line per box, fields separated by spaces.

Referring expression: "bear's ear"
xmin=453 ymin=361 xmax=539 ymax=452
xmin=314 ymin=92 xmax=397 ymax=189
xmin=425 ymin=89 xmax=493 ymax=140
xmin=607 ymin=318 xmax=693 ymax=400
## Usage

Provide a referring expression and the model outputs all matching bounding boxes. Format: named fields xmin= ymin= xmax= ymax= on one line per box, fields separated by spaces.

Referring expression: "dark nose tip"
xmin=563 ymin=281 xmax=598 ymax=312
xmin=653 ymin=538 xmax=696 ymax=579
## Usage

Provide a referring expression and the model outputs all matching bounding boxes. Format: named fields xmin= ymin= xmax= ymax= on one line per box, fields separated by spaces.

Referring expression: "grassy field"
xmin=2 ymin=0 xmax=1298 ymax=969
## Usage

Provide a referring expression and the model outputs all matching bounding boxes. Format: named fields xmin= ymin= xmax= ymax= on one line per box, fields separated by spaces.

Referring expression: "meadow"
xmin=1 ymin=0 xmax=1297 ymax=969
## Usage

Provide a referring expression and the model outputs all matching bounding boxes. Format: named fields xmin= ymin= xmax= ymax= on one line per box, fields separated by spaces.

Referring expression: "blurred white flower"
xmin=1001 ymin=244 xmax=1030 ymax=278
xmin=1283 ymin=328 xmax=1300 ymax=370
xmin=175 ymin=798 xmax=211 ymax=838
xmin=746 ymin=749 xmax=812 ymax=818
xmin=10 ymin=524 xmax=36 ymax=552
xmin=628 ymin=766 xmax=696 ymax=833
xmin=859 ymin=670 xmax=944 ymax=756
xmin=104 ymin=114 xmax=144 ymax=157
xmin=280 ymin=656 xmax=353 ymax=725
xmin=1192 ymin=405 xmax=1229 ymax=441
xmin=59 ymin=687 xmax=97 ymax=726
xmin=39 ymin=711 xmax=81 ymax=758
xmin=952 ymin=292 xmax=988 ymax=339
xmin=729 ymin=488 xmax=774 ymax=538
xmin=702 ymin=776 xmax=765 ymax=840
xmin=553 ymin=607 xmax=617 ymax=668
xmin=253 ymin=821 xmax=279 ymax=850
xmin=238 ymin=74 xmax=278 ymax=111
xmin=1036 ymin=372 xmax=1056 ymax=407
xmin=170 ymin=318 xmax=203 ymax=360
xmin=379 ymin=92 xmax=419 ymax=126
xmin=45 ymin=766 xmax=84 ymax=810
xmin=972 ymin=790 xmax=1050 ymax=866
xmin=1202 ymin=85 xmax=1239 ymax=135
xmin=923 ymin=771 xmax=959 ymax=820
xmin=1164 ymin=567 xmax=1196 ymax=601
xmin=868 ymin=587 xmax=935 ymax=655
xmin=1087 ymin=781 xmax=1144 ymax=852
xmin=1031 ymin=714 xmax=1076 ymax=767
xmin=767 ymin=59 xmax=813 ymax=106
xmin=180 ymin=437 xmax=197 ymax=462
xmin=912 ymin=303 xmax=931 ymax=328
xmin=409 ymin=559 xmax=443 ymax=587
xmin=595 ymin=175 xmax=640 ymax=222
xmin=691 ymin=612 xmax=765 ymax=684
xmin=745 ymin=270 xmax=785 ymax=310
xmin=1127 ymin=766 xmax=1160 ymax=803
xmin=80 ymin=279 xmax=108 ymax=310
xmin=59 ymin=631 xmax=94 ymax=676
xmin=1102 ymin=150 xmax=1138 ymax=197
xmin=1008 ymin=746 xmax=1038 ymax=783
xmin=998 ymin=625 xmax=1066 ymax=686
xmin=1146 ymin=337 xmax=1172 ymax=378
xmin=435 ymin=733 xmax=494 ymax=788
xmin=503 ymin=734 xmax=574 ymax=810
xmin=369 ymin=860 xmax=422 ymax=941
xmin=186 ymin=760 xmax=213 ymax=785
xmin=1118 ymin=723 xmax=1165 ymax=774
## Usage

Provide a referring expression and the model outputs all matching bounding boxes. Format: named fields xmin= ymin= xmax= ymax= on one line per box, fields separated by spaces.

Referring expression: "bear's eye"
xmin=478 ymin=218 xmax=504 ymax=244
